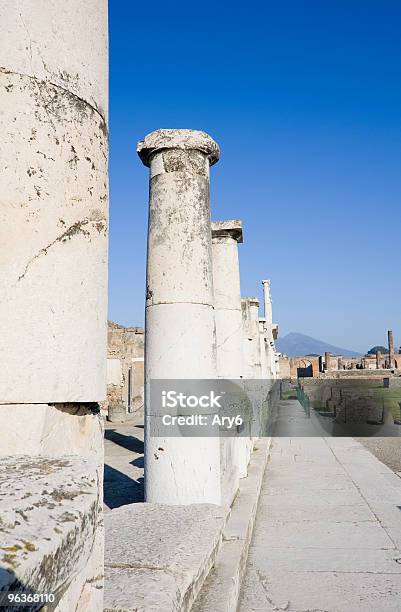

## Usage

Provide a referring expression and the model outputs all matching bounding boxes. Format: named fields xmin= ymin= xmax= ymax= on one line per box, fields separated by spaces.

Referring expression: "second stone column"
xmin=137 ymin=129 xmax=221 ymax=505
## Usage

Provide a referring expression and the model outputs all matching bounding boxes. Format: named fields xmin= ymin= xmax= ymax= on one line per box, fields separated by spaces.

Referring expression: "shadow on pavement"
xmin=103 ymin=464 xmax=144 ymax=508
xmin=104 ymin=429 xmax=144 ymax=454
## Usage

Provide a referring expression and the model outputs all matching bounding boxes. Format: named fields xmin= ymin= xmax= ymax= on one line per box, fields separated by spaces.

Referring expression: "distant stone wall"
xmin=279 ymin=356 xmax=320 ymax=378
xmin=107 ymin=321 xmax=144 ymax=418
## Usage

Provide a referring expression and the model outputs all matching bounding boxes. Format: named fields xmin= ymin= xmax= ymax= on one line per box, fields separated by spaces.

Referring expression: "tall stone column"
xmin=262 ymin=280 xmax=273 ymax=340
xmin=262 ymin=279 xmax=279 ymax=378
xmin=0 ymin=2 xmax=108 ymax=607
xmin=242 ymin=297 xmax=265 ymax=378
xmin=211 ymin=220 xmax=243 ymax=378
xmin=259 ymin=318 xmax=270 ymax=379
xmin=211 ymin=220 xmax=247 ymax=494
xmin=137 ymin=129 xmax=221 ymax=505
xmin=242 ymin=297 xmax=265 ymax=444
xmin=249 ymin=298 xmax=262 ymax=378
xmin=388 ymin=330 xmax=395 ymax=369
xmin=376 ymin=350 xmax=381 ymax=370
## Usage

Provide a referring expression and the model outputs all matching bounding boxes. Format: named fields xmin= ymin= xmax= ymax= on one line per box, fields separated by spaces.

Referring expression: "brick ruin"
xmin=106 ymin=321 xmax=144 ymax=421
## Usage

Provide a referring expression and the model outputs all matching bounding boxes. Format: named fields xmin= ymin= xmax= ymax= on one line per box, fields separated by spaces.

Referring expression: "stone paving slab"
xmin=239 ymin=426 xmax=401 ymax=612
xmin=104 ymin=503 xmax=228 ymax=611
xmin=240 ymin=569 xmax=401 ymax=611
xmin=192 ymin=438 xmax=272 ymax=612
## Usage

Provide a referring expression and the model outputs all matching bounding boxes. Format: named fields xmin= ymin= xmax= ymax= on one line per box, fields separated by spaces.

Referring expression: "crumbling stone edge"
xmin=192 ymin=437 xmax=272 ymax=611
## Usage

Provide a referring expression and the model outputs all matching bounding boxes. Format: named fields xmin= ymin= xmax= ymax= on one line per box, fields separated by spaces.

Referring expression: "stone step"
xmin=0 ymin=455 xmax=102 ymax=610
xmin=104 ymin=503 xmax=228 ymax=612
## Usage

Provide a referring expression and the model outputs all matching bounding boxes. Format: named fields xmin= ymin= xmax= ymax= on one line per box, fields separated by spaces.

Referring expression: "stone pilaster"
xmin=138 ymin=129 xmax=221 ymax=505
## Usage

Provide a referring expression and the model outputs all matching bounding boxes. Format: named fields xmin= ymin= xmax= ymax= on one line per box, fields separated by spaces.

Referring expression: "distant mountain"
xmin=276 ymin=332 xmax=362 ymax=357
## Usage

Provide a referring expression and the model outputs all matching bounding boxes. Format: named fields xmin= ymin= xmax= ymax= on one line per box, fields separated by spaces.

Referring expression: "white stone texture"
xmin=107 ymin=358 xmax=123 ymax=387
xmin=138 ymin=129 xmax=221 ymax=504
xmin=0 ymin=404 xmax=103 ymax=465
xmin=0 ymin=455 xmax=103 ymax=611
xmin=0 ymin=0 xmax=108 ymax=402
xmin=104 ymin=503 xmax=227 ymax=611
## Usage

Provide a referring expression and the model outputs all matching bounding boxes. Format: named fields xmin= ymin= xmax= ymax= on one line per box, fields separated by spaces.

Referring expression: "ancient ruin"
xmin=0 ymin=0 xmax=108 ymax=608
xmin=2 ymin=5 xmax=401 ymax=611
xmin=106 ymin=321 xmax=144 ymax=421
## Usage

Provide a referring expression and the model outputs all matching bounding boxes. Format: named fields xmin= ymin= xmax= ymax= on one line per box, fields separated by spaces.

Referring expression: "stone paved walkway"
xmin=103 ymin=417 xmax=144 ymax=510
xmin=239 ymin=401 xmax=401 ymax=611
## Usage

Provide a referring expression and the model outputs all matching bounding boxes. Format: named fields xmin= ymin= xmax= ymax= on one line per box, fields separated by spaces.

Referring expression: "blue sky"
xmin=108 ymin=1 xmax=401 ymax=353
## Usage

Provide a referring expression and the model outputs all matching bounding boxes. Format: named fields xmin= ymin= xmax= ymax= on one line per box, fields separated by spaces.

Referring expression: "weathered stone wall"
xmin=279 ymin=356 xmax=320 ymax=378
xmin=107 ymin=321 xmax=144 ymax=418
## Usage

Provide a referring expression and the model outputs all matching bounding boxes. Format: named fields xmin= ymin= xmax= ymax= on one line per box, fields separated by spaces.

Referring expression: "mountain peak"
xmin=276 ymin=332 xmax=362 ymax=357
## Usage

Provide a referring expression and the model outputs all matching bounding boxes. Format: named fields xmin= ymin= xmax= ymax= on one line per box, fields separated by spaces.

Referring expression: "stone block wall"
xmin=107 ymin=321 xmax=144 ymax=418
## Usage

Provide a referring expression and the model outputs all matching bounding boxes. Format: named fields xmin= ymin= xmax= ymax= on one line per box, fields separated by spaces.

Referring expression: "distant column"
xmin=388 ymin=330 xmax=395 ymax=369
xmin=138 ymin=128 xmax=221 ymax=505
xmin=259 ymin=318 xmax=269 ymax=378
xmin=249 ymin=298 xmax=262 ymax=377
xmin=325 ymin=352 xmax=331 ymax=372
xmin=376 ymin=350 xmax=381 ymax=370
xmin=262 ymin=280 xmax=273 ymax=341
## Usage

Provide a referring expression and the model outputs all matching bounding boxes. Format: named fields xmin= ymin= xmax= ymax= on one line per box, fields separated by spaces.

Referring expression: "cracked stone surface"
xmin=238 ymin=409 xmax=401 ymax=611
xmin=104 ymin=503 xmax=228 ymax=611
xmin=0 ymin=455 xmax=103 ymax=611
xmin=0 ymin=0 xmax=108 ymax=403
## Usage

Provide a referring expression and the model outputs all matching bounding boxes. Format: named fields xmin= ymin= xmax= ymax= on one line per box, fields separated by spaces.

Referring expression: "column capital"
xmin=211 ymin=220 xmax=243 ymax=243
xmin=248 ymin=297 xmax=259 ymax=307
xmin=262 ymin=279 xmax=271 ymax=287
xmin=137 ymin=129 xmax=220 ymax=167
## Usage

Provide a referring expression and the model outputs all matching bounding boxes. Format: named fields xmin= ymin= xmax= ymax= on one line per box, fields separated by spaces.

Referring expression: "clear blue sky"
xmin=108 ymin=1 xmax=401 ymax=354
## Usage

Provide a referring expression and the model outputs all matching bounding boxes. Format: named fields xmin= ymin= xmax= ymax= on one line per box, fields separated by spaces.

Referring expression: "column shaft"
xmin=212 ymin=220 xmax=245 ymax=496
xmin=0 ymin=0 xmax=108 ymax=403
xmin=0 ymin=3 xmax=107 ymax=607
xmin=138 ymin=129 xmax=221 ymax=505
